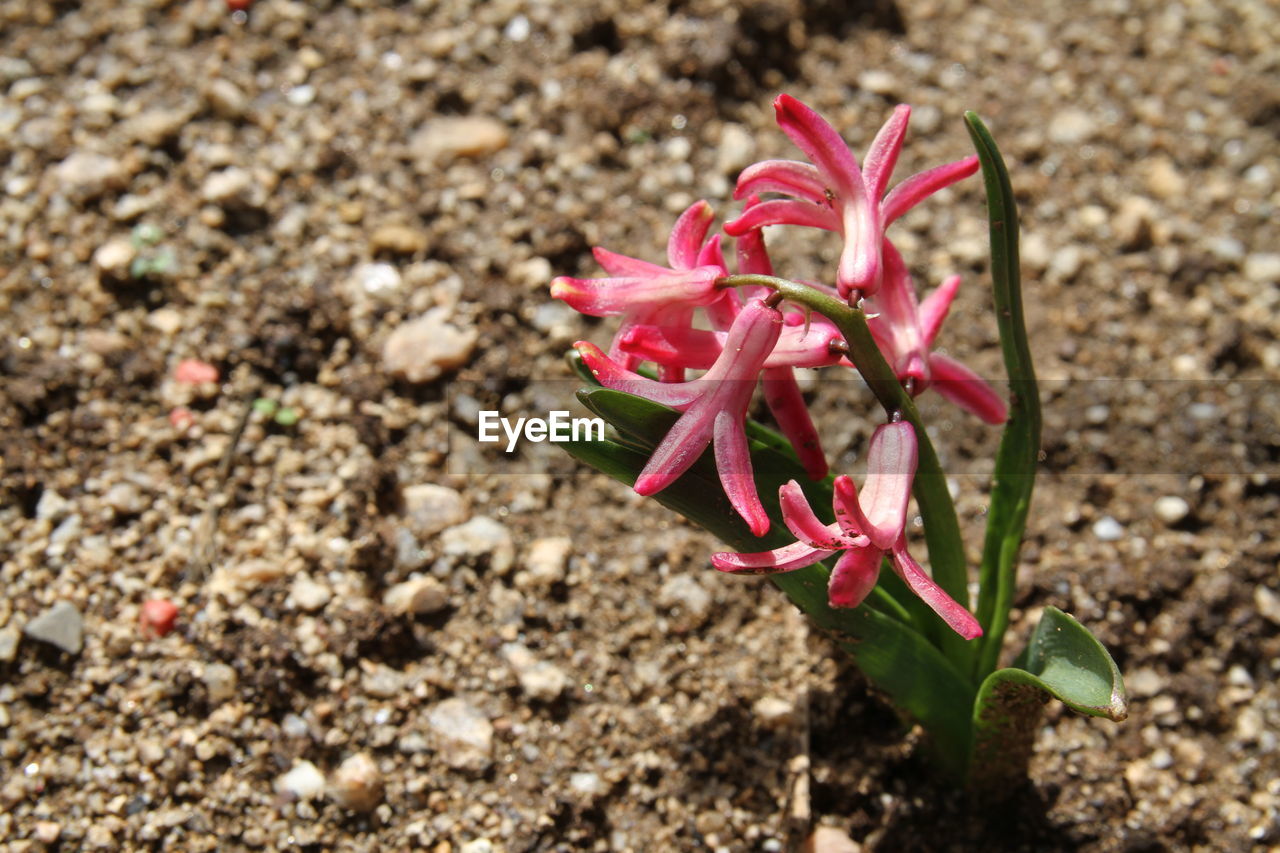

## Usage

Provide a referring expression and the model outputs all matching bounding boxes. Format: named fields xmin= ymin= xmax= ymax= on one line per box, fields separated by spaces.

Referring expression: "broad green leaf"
xmin=969 ymin=606 xmax=1127 ymax=788
xmin=561 ymin=386 xmax=978 ymax=776
xmin=964 ymin=112 xmax=1044 ymax=681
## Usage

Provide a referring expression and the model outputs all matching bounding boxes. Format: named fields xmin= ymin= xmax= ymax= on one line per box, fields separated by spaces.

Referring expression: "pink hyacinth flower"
xmin=711 ymin=422 xmax=982 ymax=639
xmin=551 ymin=200 xmax=731 ymax=380
xmin=865 ymin=241 xmax=1008 ymax=424
xmin=725 ymin=95 xmax=979 ymax=299
xmin=574 ymin=298 xmax=784 ymax=535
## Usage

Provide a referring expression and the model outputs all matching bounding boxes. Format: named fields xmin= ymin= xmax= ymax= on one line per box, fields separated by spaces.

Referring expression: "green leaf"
xmin=964 ymin=112 xmax=1044 ymax=681
xmin=969 ymin=606 xmax=1127 ymax=788
xmin=561 ymin=386 xmax=979 ymax=776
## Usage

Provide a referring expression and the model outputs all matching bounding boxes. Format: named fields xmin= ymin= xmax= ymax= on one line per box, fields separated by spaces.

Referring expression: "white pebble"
xmin=1092 ymin=516 xmax=1124 ymax=542
xmin=329 ymin=753 xmax=383 ymax=812
xmin=276 ymin=760 xmax=326 ymax=801
xmin=504 ymin=15 xmax=530 ymax=42
xmin=382 ymin=308 xmax=478 ymax=383
xmin=1153 ymin=496 xmax=1189 ymax=525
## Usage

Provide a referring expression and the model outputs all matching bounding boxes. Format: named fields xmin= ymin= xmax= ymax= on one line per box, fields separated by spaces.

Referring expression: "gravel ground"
xmin=1 ymin=0 xmax=1278 ymax=850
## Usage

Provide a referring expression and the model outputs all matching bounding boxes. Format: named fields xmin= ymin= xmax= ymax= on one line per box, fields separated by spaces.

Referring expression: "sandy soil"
xmin=1 ymin=0 xmax=1278 ymax=850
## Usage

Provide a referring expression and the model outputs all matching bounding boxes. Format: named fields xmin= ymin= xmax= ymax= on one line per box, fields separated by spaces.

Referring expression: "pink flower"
xmin=574 ymin=297 xmax=784 ymax=535
xmin=725 ymin=95 xmax=978 ymax=299
xmin=865 ymin=241 xmax=1008 ymax=424
xmin=711 ymin=422 xmax=982 ymax=639
xmin=551 ymin=200 xmax=730 ymax=379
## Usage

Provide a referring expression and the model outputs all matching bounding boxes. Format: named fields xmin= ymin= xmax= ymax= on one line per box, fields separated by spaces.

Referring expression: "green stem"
xmin=963 ymin=113 xmax=1043 ymax=682
xmin=721 ymin=274 xmax=976 ymax=669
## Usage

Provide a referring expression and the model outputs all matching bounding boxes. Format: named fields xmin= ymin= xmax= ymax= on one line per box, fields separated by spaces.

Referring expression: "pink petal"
xmin=836 ymin=193 xmax=884 ymax=298
xmin=714 ymin=409 xmax=770 ymax=536
xmin=881 ymin=156 xmax=980 ymax=225
xmin=863 ymin=241 xmax=927 ymax=379
xmin=703 ymin=298 xmax=783 ymax=383
xmin=618 ymin=325 xmax=720 ymax=370
xmin=550 ymin=268 xmax=722 ymax=315
xmin=696 ymin=233 xmax=727 ymax=271
xmin=857 ymin=422 xmax=918 ymax=550
xmin=832 ymin=475 xmax=867 ymax=539
xmin=592 ymin=247 xmax=668 ymax=278
xmin=919 ymin=274 xmax=961 ymax=347
xmin=778 ymin=480 xmax=845 ymax=548
xmin=633 ymin=397 xmax=716 ymax=496
xmin=724 ymin=198 xmax=840 ymax=236
xmin=734 ymin=210 xmax=774 ymax=278
xmin=712 ymin=540 xmax=837 ymax=574
xmin=771 ymin=316 xmax=844 ymax=368
xmin=890 ymin=543 xmax=983 ymax=640
xmin=764 ymin=370 xmax=829 ymax=479
xmin=862 ymin=105 xmax=911 ymax=201
xmin=929 ymin=353 xmax=1009 ymax=424
xmin=667 ymin=200 xmax=715 ymax=270
xmin=733 ymin=159 xmax=828 ymax=205
xmin=773 ymin=94 xmax=865 ymax=200
xmin=574 ymin=342 xmax=702 ymax=408
xmin=828 ymin=545 xmax=884 ymax=608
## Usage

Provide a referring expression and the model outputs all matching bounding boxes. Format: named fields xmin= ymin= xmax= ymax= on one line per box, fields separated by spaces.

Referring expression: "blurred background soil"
xmin=1 ymin=0 xmax=1277 ymax=850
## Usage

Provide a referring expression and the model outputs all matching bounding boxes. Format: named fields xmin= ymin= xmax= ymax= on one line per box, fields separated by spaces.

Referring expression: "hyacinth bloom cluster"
xmin=551 ymin=95 xmax=1000 ymax=629
xmin=711 ymin=422 xmax=982 ymax=639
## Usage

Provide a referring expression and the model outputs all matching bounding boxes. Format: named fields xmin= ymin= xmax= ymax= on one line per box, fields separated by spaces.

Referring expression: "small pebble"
xmin=858 ymin=69 xmax=898 ymax=95
xmin=329 ymin=753 xmax=383 ymax=812
xmin=460 ymin=841 xmax=494 ymax=853
xmin=410 ymin=116 xmax=509 ymax=169
xmin=1255 ymin=586 xmax=1280 ymax=625
xmin=92 ymin=239 xmax=136 ymax=279
xmin=200 ymin=167 xmax=259 ymax=208
xmin=289 ymin=574 xmax=332 ymax=612
xmin=370 ymin=223 xmax=429 ymax=256
xmin=427 ymin=698 xmax=493 ymax=771
xmin=202 ymin=662 xmax=238 ymax=704
xmin=354 ymin=262 xmax=401 ymax=294
xmin=382 ymin=308 xmax=478 ymax=383
xmin=205 ymin=78 xmax=248 ymax=119
xmin=53 ymin=151 xmax=128 ymax=201
xmin=753 ymin=696 xmax=797 ymax=730
xmin=383 ymin=576 xmax=450 ymax=615
xmin=0 ymin=626 xmax=19 ymax=662
xmin=1153 ymin=495 xmax=1190 ymax=525
xmin=440 ymin=517 xmax=514 ymax=574
xmin=502 ymin=643 xmax=569 ymax=701
xmin=569 ymin=771 xmax=606 ymax=796
xmin=174 ymin=359 xmax=219 ymax=384
xmin=34 ymin=821 xmax=61 ymax=844
xmin=1243 ymin=253 xmax=1280 ymax=285
xmin=401 ymin=483 xmax=467 ymax=538
xmin=1092 ymin=516 xmax=1124 ymax=542
xmin=276 ymin=760 xmax=326 ymax=801
xmin=520 ymin=537 xmax=571 ymax=587
xmin=657 ymin=574 xmax=712 ymax=622
xmin=139 ymin=599 xmax=179 ymax=638
xmin=1048 ymin=108 xmax=1096 ymax=144
xmin=23 ymin=601 xmax=84 ymax=655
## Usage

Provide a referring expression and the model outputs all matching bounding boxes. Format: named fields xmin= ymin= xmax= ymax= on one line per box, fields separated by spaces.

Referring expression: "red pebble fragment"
xmin=174 ymin=359 xmax=219 ymax=384
xmin=140 ymin=599 xmax=179 ymax=638
xmin=226 ymin=0 xmax=252 ymax=10
xmin=169 ymin=406 xmax=196 ymax=429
